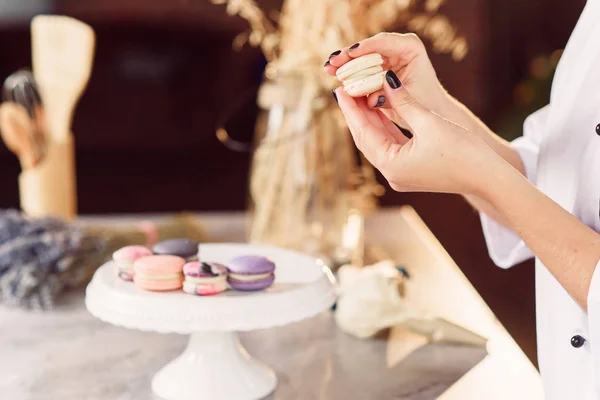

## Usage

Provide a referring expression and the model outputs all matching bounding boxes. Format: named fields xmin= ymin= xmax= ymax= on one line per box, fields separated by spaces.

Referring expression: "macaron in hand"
xmin=227 ymin=255 xmax=276 ymax=292
xmin=112 ymin=245 xmax=152 ymax=281
xmin=183 ymin=261 xmax=229 ymax=296
xmin=336 ymin=53 xmax=384 ymax=97
xmin=152 ymin=238 xmax=199 ymax=262
xmin=133 ymin=255 xmax=185 ymax=291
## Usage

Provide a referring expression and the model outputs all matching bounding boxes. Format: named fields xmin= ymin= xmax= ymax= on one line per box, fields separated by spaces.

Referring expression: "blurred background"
xmin=0 ymin=0 xmax=587 ymax=366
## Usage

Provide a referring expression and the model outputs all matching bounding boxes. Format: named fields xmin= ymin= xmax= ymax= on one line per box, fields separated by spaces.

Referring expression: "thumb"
xmin=382 ymin=70 xmax=431 ymax=134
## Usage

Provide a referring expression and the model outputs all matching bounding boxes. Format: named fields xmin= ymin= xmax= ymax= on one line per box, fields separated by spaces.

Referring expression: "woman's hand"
xmin=325 ymin=33 xmax=447 ymax=113
xmin=334 ymin=70 xmax=506 ymax=196
xmin=327 ymin=33 xmax=526 ymax=226
xmin=325 ymin=33 xmax=523 ymax=176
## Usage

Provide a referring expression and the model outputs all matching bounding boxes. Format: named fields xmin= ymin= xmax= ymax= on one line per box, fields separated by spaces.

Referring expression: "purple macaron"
xmin=227 ymin=255 xmax=276 ymax=291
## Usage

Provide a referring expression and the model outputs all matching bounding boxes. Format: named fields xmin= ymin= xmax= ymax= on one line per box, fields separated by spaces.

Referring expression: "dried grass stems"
xmin=212 ymin=0 xmax=467 ymax=252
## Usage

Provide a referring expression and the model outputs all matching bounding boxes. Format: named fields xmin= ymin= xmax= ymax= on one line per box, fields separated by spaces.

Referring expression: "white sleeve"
xmin=587 ymin=260 xmax=600 ymax=397
xmin=479 ymin=105 xmax=549 ymax=269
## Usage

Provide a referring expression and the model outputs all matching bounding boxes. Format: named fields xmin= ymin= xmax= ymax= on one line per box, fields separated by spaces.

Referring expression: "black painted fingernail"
xmin=329 ymin=50 xmax=341 ymax=58
xmin=400 ymin=127 xmax=413 ymax=139
xmin=324 ymin=60 xmax=330 ymax=67
xmin=332 ymin=89 xmax=338 ymax=104
xmin=392 ymin=121 xmax=413 ymax=138
xmin=375 ymin=96 xmax=385 ymax=108
xmin=349 ymin=42 xmax=360 ymax=50
xmin=396 ymin=266 xmax=410 ymax=279
xmin=386 ymin=70 xmax=402 ymax=89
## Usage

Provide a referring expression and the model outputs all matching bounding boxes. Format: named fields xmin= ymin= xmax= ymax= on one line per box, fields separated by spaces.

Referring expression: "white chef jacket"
xmin=479 ymin=0 xmax=600 ymax=398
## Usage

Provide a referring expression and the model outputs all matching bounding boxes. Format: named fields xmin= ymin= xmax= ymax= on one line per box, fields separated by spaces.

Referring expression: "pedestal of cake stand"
xmin=85 ymin=243 xmax=336 ymax=400
xmin=152 ymin=331 xmax=276 ymax=400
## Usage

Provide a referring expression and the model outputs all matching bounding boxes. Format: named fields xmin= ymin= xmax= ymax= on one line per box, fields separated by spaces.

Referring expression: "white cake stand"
xmin=85 ymin=243 xmax=336 ymax=400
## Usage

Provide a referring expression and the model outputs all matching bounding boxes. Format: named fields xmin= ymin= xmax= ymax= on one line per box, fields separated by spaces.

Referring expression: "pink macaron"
xmin=112 ymin=245 xmax=152 ymax=281
xmin=133 ymin=255 xmax=185 ymax=291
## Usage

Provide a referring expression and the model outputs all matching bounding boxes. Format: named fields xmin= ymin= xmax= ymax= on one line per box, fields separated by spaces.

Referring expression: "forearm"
xmin=437 ymin=93 xmax=522 ymax=226
xmin=463 ymin=193 xmax=511 ymax=227
xmin=479 ymin=160 xmax=600 ymax=310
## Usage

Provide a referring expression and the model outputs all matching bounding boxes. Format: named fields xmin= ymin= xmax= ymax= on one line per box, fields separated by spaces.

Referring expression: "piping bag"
xmin=334 ymin=260 xmax=487 ymax=347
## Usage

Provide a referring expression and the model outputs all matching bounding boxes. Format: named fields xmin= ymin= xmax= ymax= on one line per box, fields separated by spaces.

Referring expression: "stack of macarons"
xmin=335 ymin=53 xmax=385 ymax=97
xmin=111 ymin=238 xmax=277 ymax=295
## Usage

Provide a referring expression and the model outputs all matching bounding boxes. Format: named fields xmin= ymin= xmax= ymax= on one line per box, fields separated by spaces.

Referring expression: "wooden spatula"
xmin=0 ymin=102 xmax=37 ymax=170
xmin=31 ymin=15 xmax=95 ymax=142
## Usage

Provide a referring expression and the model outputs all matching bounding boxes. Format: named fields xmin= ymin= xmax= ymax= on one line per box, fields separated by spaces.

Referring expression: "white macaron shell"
xmin=342 ymin=65 xmax=384 ymax=86
xmin=336 ymin=53 xmax=384 ymax=81
xmin=344 ymin=72 xmax=384 ymax=97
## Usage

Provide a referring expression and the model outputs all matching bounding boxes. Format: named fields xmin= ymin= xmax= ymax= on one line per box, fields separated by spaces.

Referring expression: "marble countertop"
xmin=0 ymin=291 xmax=486 ymax=400
xmin=0 ymin=207 xmax=543 ymax=399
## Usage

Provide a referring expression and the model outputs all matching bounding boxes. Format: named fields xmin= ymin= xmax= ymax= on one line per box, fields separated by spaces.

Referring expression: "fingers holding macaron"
xmin=333 ymin=87 xmax=403 ymax=165
xmin=324 ymin=49 xmax=341 ymax=74
xmin=336 ymin=53 xmax=385 ymax=96
xmin=325 ymin=32 xmax=423 ymax=75
xmin=324 ymin=42 xmax=360 ymax=71
xmin=326 ymin=33 xmax=428 ymax=106
xmin=346 ymin=33 xmax=425 ymax=66
xmin=366 ymin=89 xmax=388 ymax=109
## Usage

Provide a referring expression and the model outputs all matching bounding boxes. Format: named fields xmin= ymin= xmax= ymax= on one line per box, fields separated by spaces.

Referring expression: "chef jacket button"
xmin=596 ymin=123 xmax=600 ymax=136
xmin=571 ymin=335 xmax=586 ymax=348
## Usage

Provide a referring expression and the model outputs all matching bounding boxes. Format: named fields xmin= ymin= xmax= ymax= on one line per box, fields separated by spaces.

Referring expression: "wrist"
xmin=434 ymin=91 xmax=474 ymax=132
xmin=430 ymin=85 xmax=454 ymax=116
xmin=472 ymin=155 xmax=526 ymax=203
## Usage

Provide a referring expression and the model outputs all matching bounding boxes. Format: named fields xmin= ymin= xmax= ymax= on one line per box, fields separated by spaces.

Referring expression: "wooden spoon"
xmin=31 ymin=15 xmax=95 ymax=142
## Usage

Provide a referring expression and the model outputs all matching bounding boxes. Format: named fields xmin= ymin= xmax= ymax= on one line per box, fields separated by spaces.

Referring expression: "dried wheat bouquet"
xmin=212 ymin=0 xmax=466 ymax=252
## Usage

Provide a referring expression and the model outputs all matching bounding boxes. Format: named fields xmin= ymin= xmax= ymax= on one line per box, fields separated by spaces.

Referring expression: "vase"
xmin=247 ymin=76 xmax=379 ymax=268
